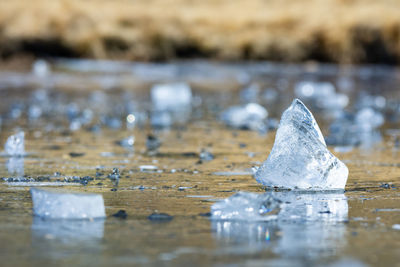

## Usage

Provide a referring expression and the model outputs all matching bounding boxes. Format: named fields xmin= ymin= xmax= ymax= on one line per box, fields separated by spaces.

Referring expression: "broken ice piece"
xmin=4 ymin=131 xmax=25 ymax=156
xmin=221 ymin=103 xmax=268 ymax=130
xmin=211 ymin=192 xmax=281 ymax=221
xmin=30 ymin=188 xmax=106 ymax=219
xmin=254 ymin=99 xmax=348 ymax=190
xmin=211 ymin=191 xmax=348 ymax=222
xmin=151 ymin=82 xmax=192 ymax=111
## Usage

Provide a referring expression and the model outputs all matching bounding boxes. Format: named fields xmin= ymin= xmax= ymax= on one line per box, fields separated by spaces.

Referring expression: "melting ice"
xmin=254 ymin=99 xmax=348 ymax=190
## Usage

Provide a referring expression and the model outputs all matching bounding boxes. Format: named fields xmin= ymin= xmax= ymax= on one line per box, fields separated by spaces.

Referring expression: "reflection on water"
xmin=212 ymin=192 xmax=348 ymax=260
xmin=31 ymin=217 xmax=104 ymax=260
xmin=32 ymin=217 xmax=104 ymax=243
xmin=6 ymin=157 xmax=24 ymax=177
xmin=276 ymin=191 xmax=348 ymax=223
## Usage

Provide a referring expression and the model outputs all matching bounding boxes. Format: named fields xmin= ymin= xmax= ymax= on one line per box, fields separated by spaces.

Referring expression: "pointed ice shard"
xmin=254 ymin=99 xmax=348 ymax=190
xmin=30 ymin=188 xmax=106 ymax=219
xmin=4 ymin=131 xmax=25 ymax=156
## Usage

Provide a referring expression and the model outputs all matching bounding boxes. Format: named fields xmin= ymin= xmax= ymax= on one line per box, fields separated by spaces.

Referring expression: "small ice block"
xmin=30 ymin=188 xmax=106 ymax=219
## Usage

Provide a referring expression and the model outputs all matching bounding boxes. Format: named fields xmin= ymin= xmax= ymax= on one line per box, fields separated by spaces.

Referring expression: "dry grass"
xmin=0 ymin=0 xmax=400 ymax=63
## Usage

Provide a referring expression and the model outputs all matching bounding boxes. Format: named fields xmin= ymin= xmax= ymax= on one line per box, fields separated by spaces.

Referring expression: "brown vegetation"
xmin=0 ymin=0 xmax=400 ymax=63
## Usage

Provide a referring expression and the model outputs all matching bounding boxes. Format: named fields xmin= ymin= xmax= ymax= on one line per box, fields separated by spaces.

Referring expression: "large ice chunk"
xmin=221 ymin=103 xmax=268 ymax=130
xmin=30 ymin=188 xmax=106 ymax=219
xmin=4 ymin=131 xmax=25 ymax=156
xmin=254 ymin=99 xmax=348 ymax=190
xmin=211 ymin=192 xmax=282 ymax=221
xmin=151 ymin=82 xmax=192 ymax=111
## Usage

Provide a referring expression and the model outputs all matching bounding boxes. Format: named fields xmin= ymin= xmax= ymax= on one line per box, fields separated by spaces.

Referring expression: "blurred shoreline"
xmin=1 ymin=0 xmax=400 ymax=64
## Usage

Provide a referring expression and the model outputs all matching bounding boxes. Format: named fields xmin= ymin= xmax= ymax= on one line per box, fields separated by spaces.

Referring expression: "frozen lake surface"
xmin=0 ymin=60 xmax=399 ymax=266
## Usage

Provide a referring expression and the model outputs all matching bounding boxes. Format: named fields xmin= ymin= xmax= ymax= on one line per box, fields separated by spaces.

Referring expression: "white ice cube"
xmin=30 ymin=188 xmax=106 ymax=219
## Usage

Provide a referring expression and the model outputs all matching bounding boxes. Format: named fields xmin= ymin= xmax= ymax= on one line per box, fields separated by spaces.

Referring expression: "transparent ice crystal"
xmin=30 ymin=188 xmax=106 ymax=219
xmin=4 ymin=131 xmax=25 ymax=156
xmin=254 ymin=99 xmax=348 ymax=190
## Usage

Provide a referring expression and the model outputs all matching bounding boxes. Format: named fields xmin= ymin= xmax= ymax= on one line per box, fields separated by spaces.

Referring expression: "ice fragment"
xmin=211 ymin=191 xmax=348 ymax=222
xmin=30 ymin=188 xmax=106 ymax=219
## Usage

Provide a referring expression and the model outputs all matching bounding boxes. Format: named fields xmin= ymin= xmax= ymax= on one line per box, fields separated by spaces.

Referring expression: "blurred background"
xmin=1 ymin=0 xmax=400 ymax=65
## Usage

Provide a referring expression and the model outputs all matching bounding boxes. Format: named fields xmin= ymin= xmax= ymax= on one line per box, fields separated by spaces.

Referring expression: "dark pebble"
xmin=112 ymin=210 xmax=127 ymax=219
xmin=69 ymin=152 xmax=85 ymax=157
xmin=318 ymin=210 xmax=331 ymax=214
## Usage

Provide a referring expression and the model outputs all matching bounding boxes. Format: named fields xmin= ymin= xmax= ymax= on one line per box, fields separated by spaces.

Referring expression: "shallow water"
xmin=0 ymin=60 xmax=399 ymax=267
